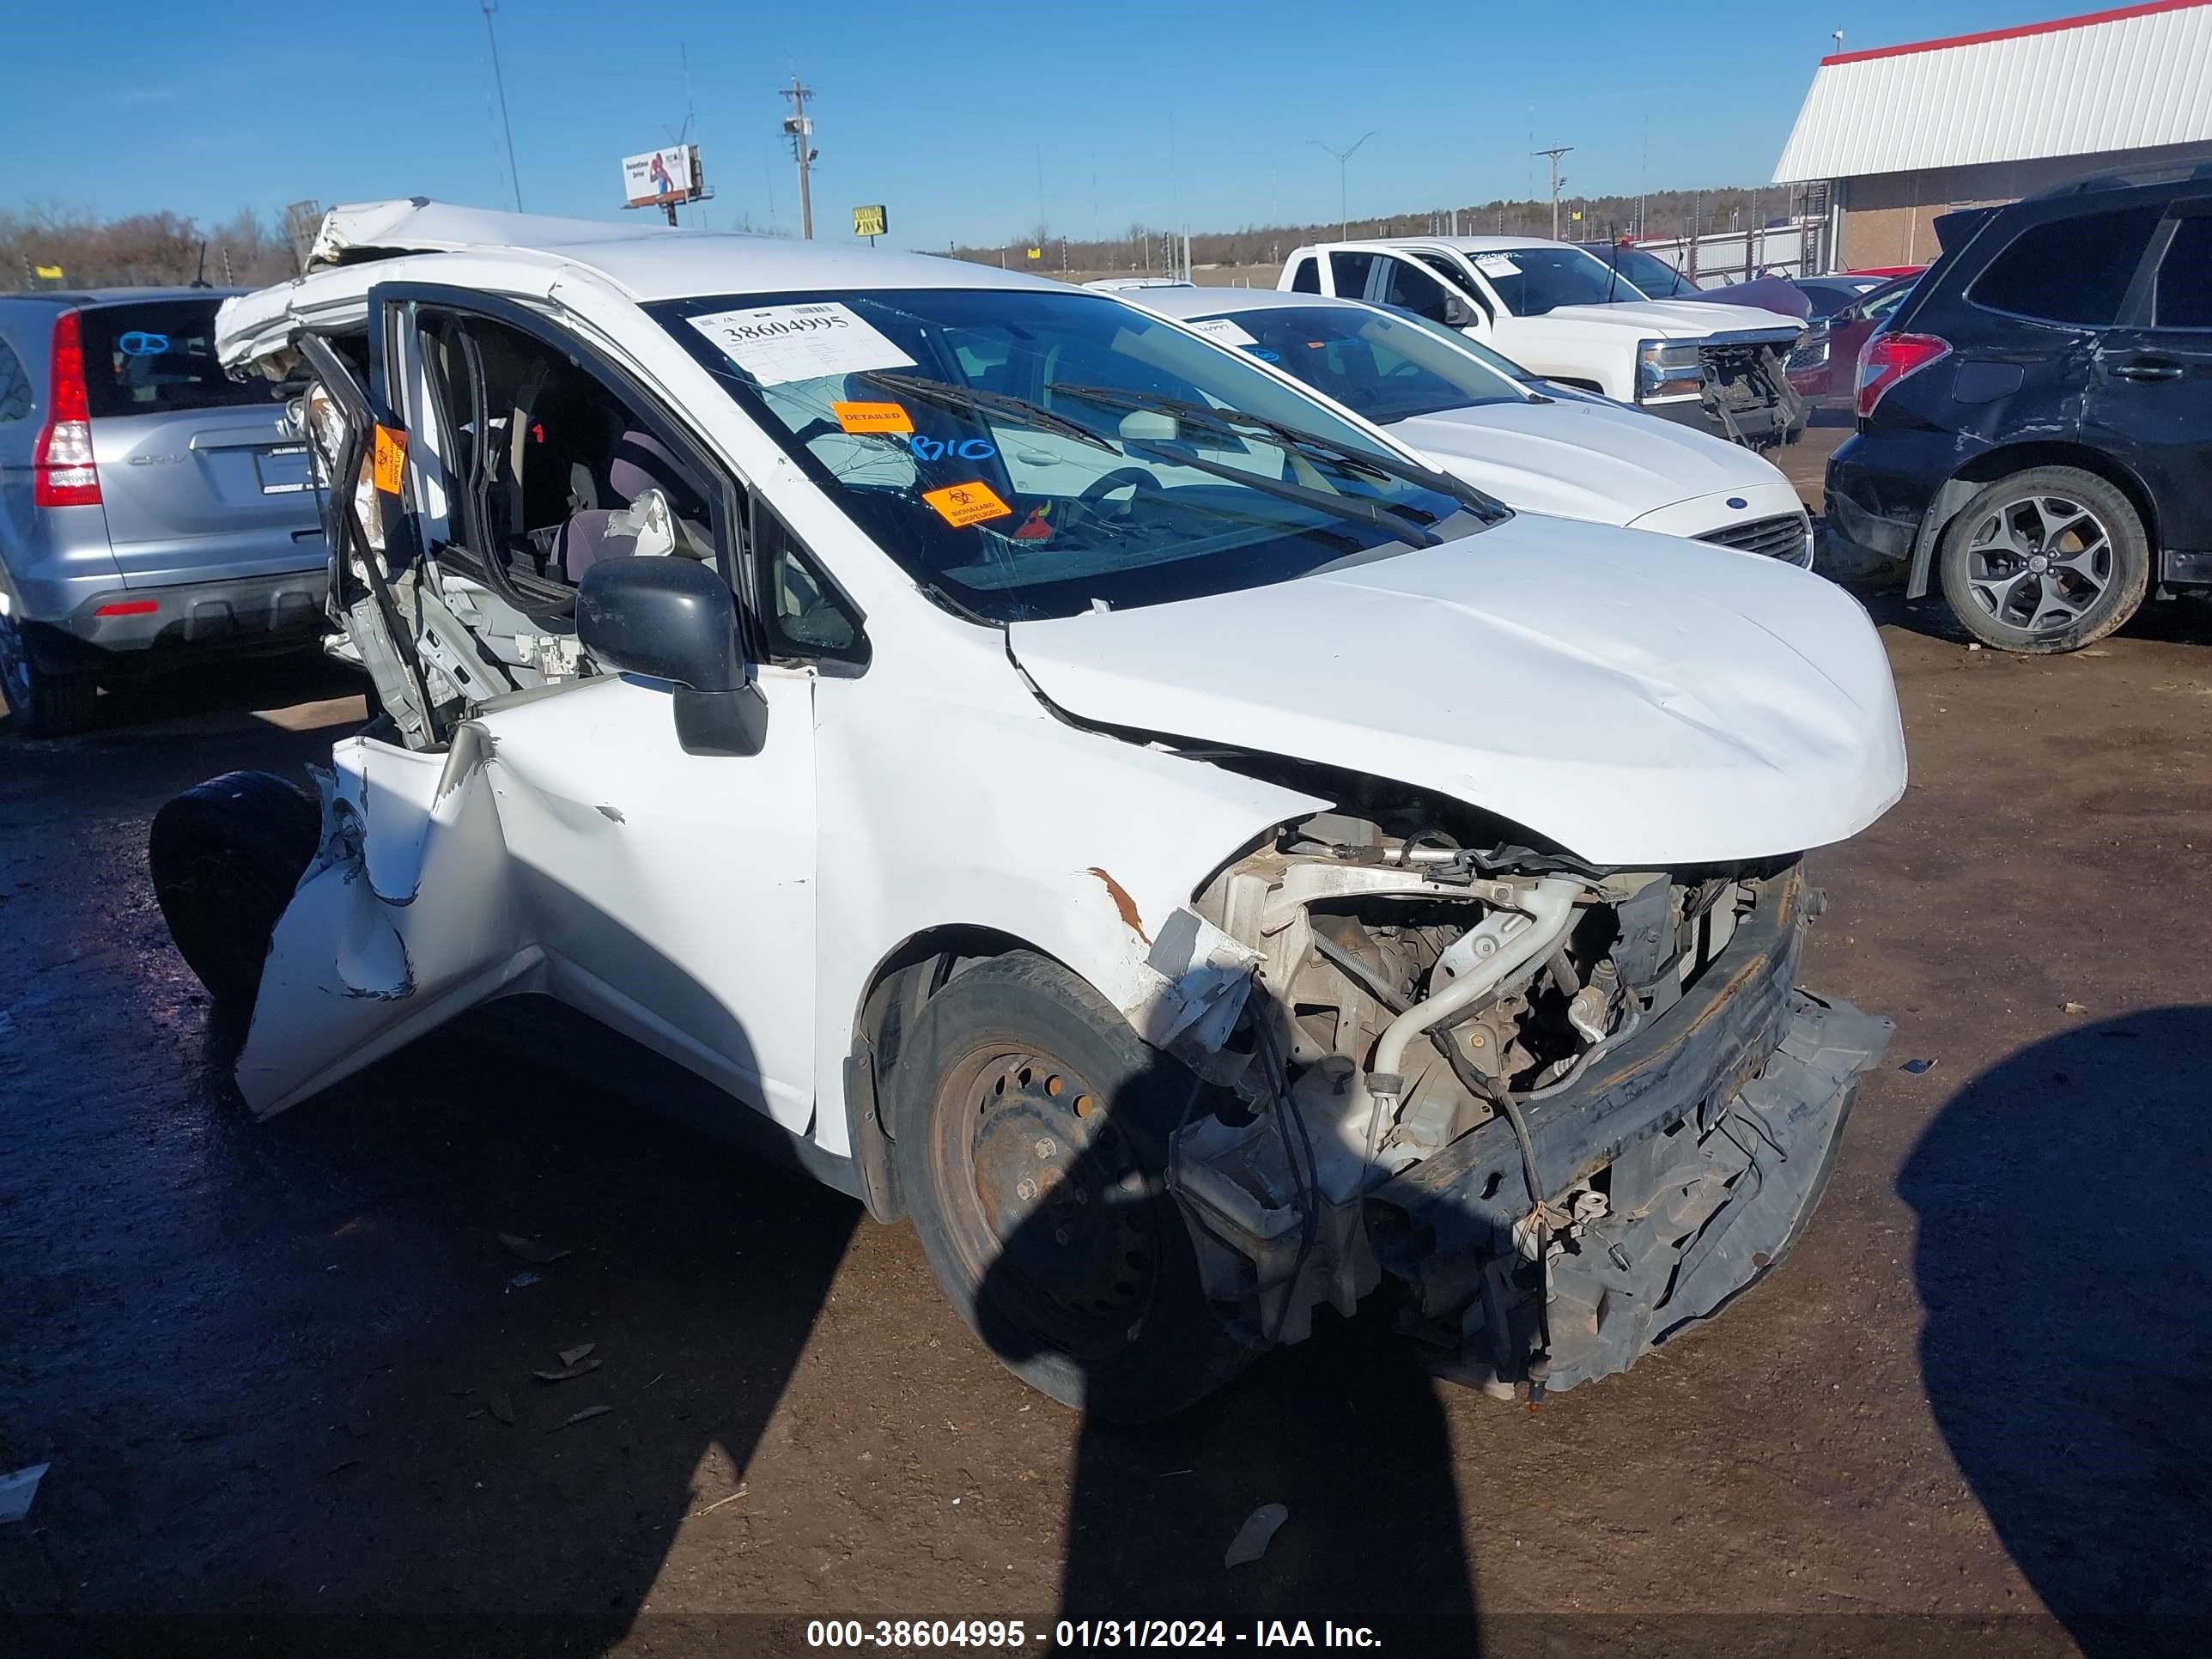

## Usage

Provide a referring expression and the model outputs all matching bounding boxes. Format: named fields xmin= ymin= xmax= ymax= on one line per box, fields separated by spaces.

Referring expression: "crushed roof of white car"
xmin=150 ymin=201 xmax=1905 ymax=1422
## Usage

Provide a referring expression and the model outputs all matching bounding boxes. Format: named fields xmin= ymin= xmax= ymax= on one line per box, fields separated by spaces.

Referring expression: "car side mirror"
xmin=1443 ymin=295 xmax=1479 ymax=329
xmin=576 ymin=556 xmax=769 ymax=757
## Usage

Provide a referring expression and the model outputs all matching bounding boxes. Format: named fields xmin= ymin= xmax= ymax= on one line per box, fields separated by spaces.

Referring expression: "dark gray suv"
xmin=0 ymin=289 xmax=327 ymax=733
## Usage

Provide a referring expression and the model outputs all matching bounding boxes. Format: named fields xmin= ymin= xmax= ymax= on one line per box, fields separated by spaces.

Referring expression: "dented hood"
xmin=1004 ymin=517 xmax=1905 ymax=867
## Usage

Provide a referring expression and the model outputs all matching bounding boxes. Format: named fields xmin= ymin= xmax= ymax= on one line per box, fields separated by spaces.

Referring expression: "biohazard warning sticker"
xmin=832 ymin=400 xmax=915 ymax=435
xmin=922 ymin=481 xmax=1013 ymax=527
xmin=372 ymin=425 xmax=407 ymax=494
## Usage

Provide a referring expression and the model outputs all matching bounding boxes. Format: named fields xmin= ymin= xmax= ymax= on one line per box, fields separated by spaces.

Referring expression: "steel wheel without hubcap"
xmin=935 ymin=1048 xmax=1161 ymax=1363
xmin=1938 ymin=466 xmax=2149 ymax=654
xmin=890 ymin=951 xmax=1251 ymax=1421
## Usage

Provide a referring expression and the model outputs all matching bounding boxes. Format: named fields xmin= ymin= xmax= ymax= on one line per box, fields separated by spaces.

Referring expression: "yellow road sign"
xmin=852 ymin=204 xmax=888 ymax=238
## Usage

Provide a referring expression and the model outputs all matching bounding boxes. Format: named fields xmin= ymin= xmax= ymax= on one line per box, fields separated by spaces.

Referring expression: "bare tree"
xmin=2 ymin=203 xmax=301 ymax=290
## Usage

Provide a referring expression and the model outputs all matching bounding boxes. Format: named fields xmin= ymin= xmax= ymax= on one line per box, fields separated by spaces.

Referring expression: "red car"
xmin=1845 ymin=265 xmax=1926 ymax=279
xmin=1786 ymin=275 xmax=1920 ymax=404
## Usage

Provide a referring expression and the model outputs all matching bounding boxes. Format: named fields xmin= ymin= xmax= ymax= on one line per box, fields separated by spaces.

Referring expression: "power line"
xmin=481 ymin=1 xmax=522 ymax=212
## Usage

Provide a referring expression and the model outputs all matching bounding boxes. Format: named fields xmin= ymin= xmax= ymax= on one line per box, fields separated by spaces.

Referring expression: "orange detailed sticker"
xmin=372 ymin=425 xmax=408 ymax=494
xmin=831 ymin=399 xmax=914 ymax=435
xmin=922 ymin=481 xmax=1013 ymax=527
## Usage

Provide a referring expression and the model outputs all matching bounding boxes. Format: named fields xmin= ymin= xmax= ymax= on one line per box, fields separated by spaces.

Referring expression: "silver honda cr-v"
xmin=0 ymin=289 xmax=326 ymax=734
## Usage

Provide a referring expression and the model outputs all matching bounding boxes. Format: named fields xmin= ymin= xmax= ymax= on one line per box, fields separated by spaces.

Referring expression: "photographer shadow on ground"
xmin=4 ymin=959 xmax=860 ymax=1657
xmin=933 ymin=954 xmax=1481 ymax=1648
xmin=1899 ymin=1006 xmax=2212 ymax=1657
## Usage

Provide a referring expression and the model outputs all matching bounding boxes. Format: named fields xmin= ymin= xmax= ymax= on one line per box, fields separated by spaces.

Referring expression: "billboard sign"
xmin=851 ymin=204 xmax=888 ymax=239
xmin=622 ymin=145 xmax=701 ymax=209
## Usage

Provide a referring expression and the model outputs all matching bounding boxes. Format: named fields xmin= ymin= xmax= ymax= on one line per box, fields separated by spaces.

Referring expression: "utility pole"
xmin=1532 ymin=146 xmax=1571 ymax=240
xmin=781 ymin=77 xmax=816 ymax=239
xmin=481 ymin=1 xmax=522 ymax=211
xmin=1309 ymin=133 xmax=1376 ymax=240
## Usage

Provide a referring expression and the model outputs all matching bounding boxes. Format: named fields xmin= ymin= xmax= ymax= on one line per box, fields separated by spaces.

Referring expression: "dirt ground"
xmin=3 ymin=435 xmax=2209 ymax=1657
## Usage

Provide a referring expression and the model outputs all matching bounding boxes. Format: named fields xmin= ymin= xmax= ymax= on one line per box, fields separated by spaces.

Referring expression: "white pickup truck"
xmin=1280 ymin=235 xmax=1807 ymax=450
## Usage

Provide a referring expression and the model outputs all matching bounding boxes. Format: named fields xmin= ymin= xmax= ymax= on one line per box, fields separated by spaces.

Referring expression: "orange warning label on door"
xmin=831 ymin=400 xmax=915 ymax=434
xmin=372 ymin=425 xmax=408 ymax=494
xmin=922 ymin=481 xmax=1013 ymax=526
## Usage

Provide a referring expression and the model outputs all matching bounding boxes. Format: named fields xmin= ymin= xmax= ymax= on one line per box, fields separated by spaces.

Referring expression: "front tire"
xmin=149 ymin=771 xmax=322 ymax=1018
xmin=1937 ymin=467 xmax=2149 ymax=653
xmin=890 ymin=951 xmax=1250 ymax=1423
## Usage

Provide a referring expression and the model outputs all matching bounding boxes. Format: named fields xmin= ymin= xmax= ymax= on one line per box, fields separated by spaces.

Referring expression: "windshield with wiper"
xmin=1593 ymin=244 xmax=1696 ymax=300
xmin=1191 ymin=303 xmax=1533 ymax=422
xmin=648 ymin=287 xmax=1500 ymax=622
xmin=1480 ymin=246 xmax=1650 ymax=316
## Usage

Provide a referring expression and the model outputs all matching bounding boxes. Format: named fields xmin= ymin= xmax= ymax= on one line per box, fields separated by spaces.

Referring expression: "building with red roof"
xmin=1773 ymin=1 xmax=2212 ymax=268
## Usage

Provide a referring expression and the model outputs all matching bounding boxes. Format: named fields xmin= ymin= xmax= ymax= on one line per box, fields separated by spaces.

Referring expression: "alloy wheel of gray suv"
xmin=0 ymin=610 xmax=98 ymax=736
xmin=1938 ymin=466 xmax=2150 ymax=655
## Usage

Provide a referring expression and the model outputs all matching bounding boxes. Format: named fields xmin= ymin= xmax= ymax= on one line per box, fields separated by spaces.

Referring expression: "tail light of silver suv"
xmin=33 ymin=309 xmax=100 ymax=508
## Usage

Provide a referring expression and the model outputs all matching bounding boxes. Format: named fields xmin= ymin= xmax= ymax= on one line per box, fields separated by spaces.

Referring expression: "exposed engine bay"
xmin=1157 ymin=787 xmax=1889 ymax=1399
xmin=1699 ymin=339 xmax=1804 ymax=452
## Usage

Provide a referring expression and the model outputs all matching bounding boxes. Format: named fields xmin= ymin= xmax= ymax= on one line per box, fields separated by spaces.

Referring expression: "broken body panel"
xmin=213 ymin=204 xmax=1902 ymax=1402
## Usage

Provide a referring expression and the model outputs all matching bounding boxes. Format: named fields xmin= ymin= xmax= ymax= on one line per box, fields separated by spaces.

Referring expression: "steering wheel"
xmin=1079 ymin=466 xmax=1159 ymax=507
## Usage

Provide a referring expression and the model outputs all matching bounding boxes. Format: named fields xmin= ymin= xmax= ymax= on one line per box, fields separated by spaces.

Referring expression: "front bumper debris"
xmin=1645 ymin=343 xmax=1805 ymax=449
xmin=1367 ymin=871 xmax=1891 ymax=1395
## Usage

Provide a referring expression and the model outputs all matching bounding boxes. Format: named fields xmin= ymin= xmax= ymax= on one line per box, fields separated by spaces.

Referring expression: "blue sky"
xmin=9 ymin=0 xmax=2071 ymax=247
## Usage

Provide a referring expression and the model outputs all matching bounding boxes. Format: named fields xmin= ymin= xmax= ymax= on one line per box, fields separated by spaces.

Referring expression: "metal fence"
xmin=1630 ymin=219 xmax=1830 ymax=287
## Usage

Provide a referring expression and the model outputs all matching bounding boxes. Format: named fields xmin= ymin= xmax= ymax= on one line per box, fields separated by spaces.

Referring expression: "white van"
xmin=152 ymin=202 xmax=1899 ymax=1422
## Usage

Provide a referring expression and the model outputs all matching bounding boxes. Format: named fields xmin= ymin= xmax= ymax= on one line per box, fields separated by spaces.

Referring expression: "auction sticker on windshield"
xmin=922 ymin=481 xmax=1012 ymax=527
xmin=831 ymin=400 xmax=915 ymax=434
xmin=687 ymin=302 xmax=916 ymax=386
xmin=1186 ymin=316 xmax=1259 ymax=348
xmin=1474 ymin=253 xmax=1522 ymax=278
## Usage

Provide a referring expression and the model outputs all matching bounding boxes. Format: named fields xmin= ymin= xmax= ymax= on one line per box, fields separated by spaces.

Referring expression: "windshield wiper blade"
xmin=1051 ymin=382 xmax=1504 ymax=520
xmin=855 ymin=371 xmax=1119 ymax=455
xmin=1123 ymin=438 xmax=1441 ymax=548
xmin=861 ymin=370 xmax=1438 ymax=547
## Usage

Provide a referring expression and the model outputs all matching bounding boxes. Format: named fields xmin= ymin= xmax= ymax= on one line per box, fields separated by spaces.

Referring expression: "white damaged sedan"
xmin=152 ymin=202 xmax=1904 ymax=1421
xmin=1130 ymin=286 xmax=1814 ymax=563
